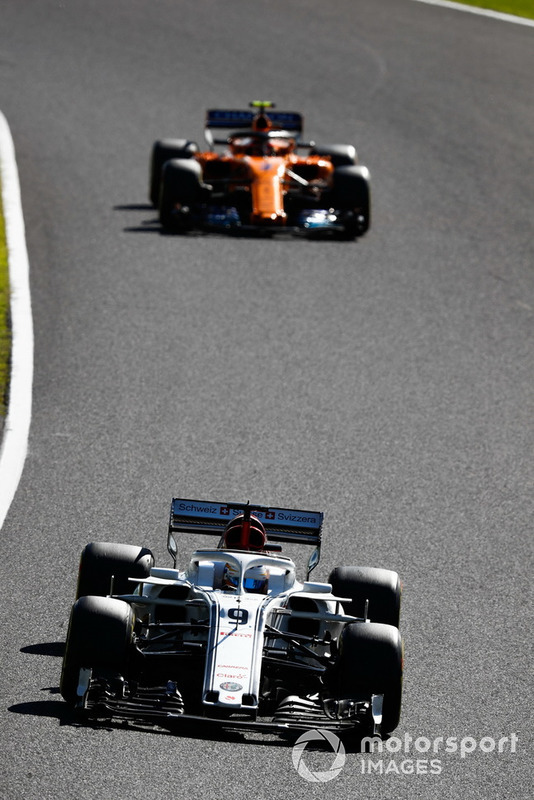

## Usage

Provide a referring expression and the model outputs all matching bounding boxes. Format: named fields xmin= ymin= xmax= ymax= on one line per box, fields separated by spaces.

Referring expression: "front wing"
xmin=169 ymin=204 xmax=363 ymax=237
xmin=77 ymin=675 xmax=383 ymax=737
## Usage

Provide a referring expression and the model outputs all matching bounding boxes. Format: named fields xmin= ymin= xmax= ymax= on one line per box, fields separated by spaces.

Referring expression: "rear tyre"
xmin=60 ymin=595 xmax=134 ymax=705
xmin=149 ymin=138 xmax=199 ymax=206
xmin=328 ymin=565 xmax=401 ymax=627
xmin=76 ymin=541 xmax=154 ymax=599
xmin=310 ymin=143 xmax=357 ymax=167
xmin=336 ymin=622 xmax=403 ymax=733
xmin=329 ymin=165 xmax=371 ymax=238
xmin=159 ymin=158 xmax=206 ymax=231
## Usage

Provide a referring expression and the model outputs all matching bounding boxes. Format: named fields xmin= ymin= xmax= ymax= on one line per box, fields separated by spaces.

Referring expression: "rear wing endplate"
xmin=168 ymin=498 xmax=323 ymax=574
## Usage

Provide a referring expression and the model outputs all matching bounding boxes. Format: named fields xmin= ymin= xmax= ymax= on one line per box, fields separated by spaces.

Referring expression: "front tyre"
xmin=329 ymin=165 xmax=371 ymax=238
xmin=60 ymin=595 xmax=134 ymax=705
xmin=159 ymin=158 xmax=207 ymax=231
xmin=149 ymin=138 xmax=199 ymax=206
xmin=336 ymin=622 xmax=403 ymax=734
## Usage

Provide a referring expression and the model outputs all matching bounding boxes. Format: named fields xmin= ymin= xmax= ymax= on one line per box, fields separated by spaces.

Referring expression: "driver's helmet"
xmin=229 ymin=133 xmax=293 ymax=157
xmin=222 ymin=562 xmax=269 ymax=593
xmin=229 ymin=135 xmax=264 ymax=156
xmin=244 ymin=565 xmax=269 ymax=594
xmin=267 ymin=136 xmax=293 ymax=156
xmin=222 ymin=513 xmax=267 ymax=551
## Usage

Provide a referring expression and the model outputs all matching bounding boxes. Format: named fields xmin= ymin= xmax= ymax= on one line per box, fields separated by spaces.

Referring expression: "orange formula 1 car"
xmin=149 ymin=102 xmax=371 ymax=239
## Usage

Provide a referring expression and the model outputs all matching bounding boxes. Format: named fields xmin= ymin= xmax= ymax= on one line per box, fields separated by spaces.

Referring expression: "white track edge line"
xmin=410 ymin=0 xmax=534 ymax=28
xmin=0 ymin=111 xmax=34 ymax=530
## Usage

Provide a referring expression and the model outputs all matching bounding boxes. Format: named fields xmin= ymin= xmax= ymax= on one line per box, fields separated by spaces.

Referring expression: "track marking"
xmin=410 ymin=0 xmax=534 ymax=27
xmin=0 ymin=111 xmax=34 ymax=530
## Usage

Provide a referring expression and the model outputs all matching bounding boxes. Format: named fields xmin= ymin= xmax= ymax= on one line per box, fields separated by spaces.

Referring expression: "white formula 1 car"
xmin=61 ymin=500 xmax=403 ymax=737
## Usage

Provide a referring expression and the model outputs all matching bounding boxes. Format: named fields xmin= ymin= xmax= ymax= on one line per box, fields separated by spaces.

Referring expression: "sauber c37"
xmin=61 ymin=500 xmax=402 ymax=738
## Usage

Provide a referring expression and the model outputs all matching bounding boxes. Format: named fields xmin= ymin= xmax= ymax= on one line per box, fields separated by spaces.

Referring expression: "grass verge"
xmin=0 ymin=188 xmax=10 ymax=421
xmin=459 ymin=0 xmax=534 ymax=19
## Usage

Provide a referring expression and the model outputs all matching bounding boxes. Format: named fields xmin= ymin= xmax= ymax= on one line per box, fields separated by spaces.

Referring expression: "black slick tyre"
xmin=329 ymin=565 xmax=401 ymax=627
xmin=60 ymin=595 xmax=134 ymax=705
xmin=149 ymin=138 xmax=199 ymax=206
xmin=310 ymin=143 xmax=357 ymax=167
xmin=329 ymin=165 xmax=371 ymax=237
xmin=76 ymin=541 xmax=154 ymax=599
xmin=336 ymin=621 xmax=403 ymax=733
xmin=158 ymin=158 xmax=206 ymax=231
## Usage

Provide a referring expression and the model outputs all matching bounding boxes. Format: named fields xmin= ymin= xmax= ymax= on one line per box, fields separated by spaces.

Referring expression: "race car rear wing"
xmin=205 ymin=109 xmax=303 ymax=133
xmin=204 ymin=108 xmax=306 ymax=148
xmin=168 ymin=498 xmax=323 ymax=574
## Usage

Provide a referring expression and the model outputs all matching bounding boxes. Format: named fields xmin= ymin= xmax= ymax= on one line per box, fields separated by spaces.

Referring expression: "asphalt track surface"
xmin=0 ymin=1 xmax=532 ymax=798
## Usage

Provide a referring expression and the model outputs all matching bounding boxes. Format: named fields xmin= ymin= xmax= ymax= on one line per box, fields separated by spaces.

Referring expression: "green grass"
xmin=0 ymin=193 xmax=10 ymax=420
xmin=459 ymin=0 xmax=534 ymax=19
